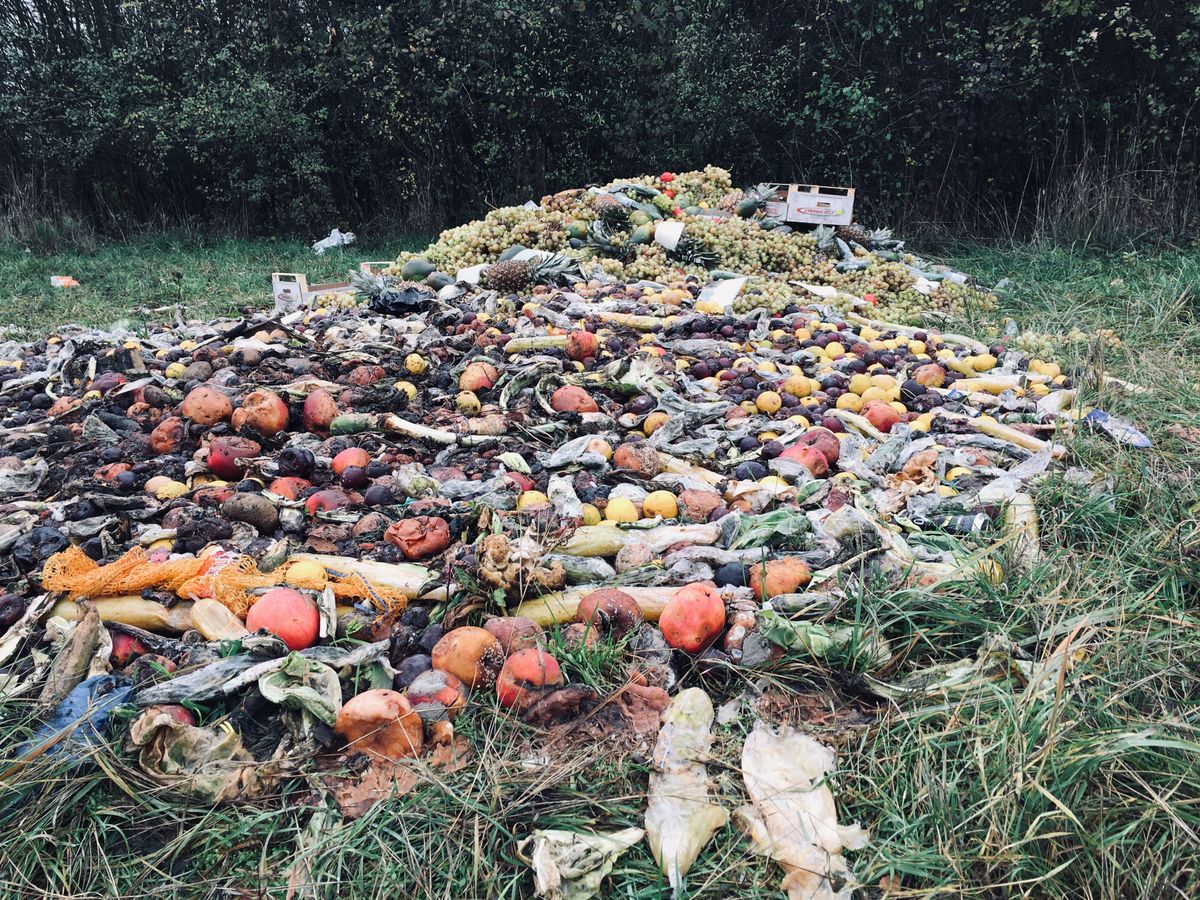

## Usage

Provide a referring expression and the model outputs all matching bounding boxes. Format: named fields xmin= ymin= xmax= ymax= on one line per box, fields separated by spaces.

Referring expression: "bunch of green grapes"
xmin=1009 ymin=331 xmax=1056 ymax=359
xmin=731 ymin=280 xmax=805 ymax=315
xmin=926 ymin=281 xmax=998 ymax=317
xmin=625 ymin=244 xmax=670 ymax=281
xmin=396 ymin=206 xmax=571 ymax=271
xmin=312 ymin=291 xmax=361 ymax=311
xmin=873 ymin=287 xmax=929 ymax=323
xmin=681 ymin=215 xmax=816 ymax=278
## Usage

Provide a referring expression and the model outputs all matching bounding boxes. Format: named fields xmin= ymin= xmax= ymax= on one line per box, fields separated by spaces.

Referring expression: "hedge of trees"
xmin=2 ymin=0 xmax=1196 ymax=238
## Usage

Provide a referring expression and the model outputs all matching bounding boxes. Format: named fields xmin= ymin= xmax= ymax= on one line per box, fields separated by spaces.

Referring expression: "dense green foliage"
xmin=2 ymin=1 xmax=1198 ymax=236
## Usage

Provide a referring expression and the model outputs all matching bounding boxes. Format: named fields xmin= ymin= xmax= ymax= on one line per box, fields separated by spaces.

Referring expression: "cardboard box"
xmin=762 ymin=184 xmax=855 ymax=227
xmin=271 ymin=272 xmax=353 ymax=309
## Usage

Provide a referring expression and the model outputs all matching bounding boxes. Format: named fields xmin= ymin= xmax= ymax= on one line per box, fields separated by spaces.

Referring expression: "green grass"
xmin=2 ymin=236 xmax=1200 ymax=897
xmin=0 ymin=233 xmax=429 ymax=336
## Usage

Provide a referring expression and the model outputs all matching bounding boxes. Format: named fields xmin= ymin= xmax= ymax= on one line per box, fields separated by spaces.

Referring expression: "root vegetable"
xmin=659 ymin=583 xmax=725 ymax=653
xmin=335 ymin=689 xmax=424 ymax=759
xmin=245 ymin=588 xmax=320 ymax=650
xmin=222 ymin=493 xmax=280 ymax=534
xmin=431 ymin=626 xmax=504 ymax=689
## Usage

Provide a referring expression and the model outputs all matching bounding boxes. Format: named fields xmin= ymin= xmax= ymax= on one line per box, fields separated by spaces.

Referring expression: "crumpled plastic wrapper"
xmin=128 ymin=711 xmax=274 ymax=804
xmin=736 ymin=721 xmax=869 ymax=900
xmin=644 ymin=687 xmax=728 ymax=894
xmin=517 ymin=827 xmax=645 ymax=900
xmin=257 ymin=652 xmax=342 ymax=725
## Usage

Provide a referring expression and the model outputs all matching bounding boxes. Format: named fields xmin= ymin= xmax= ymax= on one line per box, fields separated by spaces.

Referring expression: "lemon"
xmin=516 ymin=490 xmax=549 ymax=511
xmin=605 ymin=497 xmax=639 ymax=523
xmin=756 ymin=391 xmax=782 ymax=414
xmin=581 ymin=503 xmax=602 ymax=526
xmin=642 ymin=490 xmax=679 ymax=519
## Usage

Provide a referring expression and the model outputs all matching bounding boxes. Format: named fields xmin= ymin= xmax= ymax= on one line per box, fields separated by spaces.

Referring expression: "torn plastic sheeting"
xmin=17 ymin=674 xmax=134 ymax=765
xmin=517 ymin=827 xmax=646 ymax=900
xmin=737 ymin=721 xmax=868 ymax=900
xmin=645 ymin=688 xmax=728 ymax=895
xmin=128 ymin=709 xmax=274 ymax=803
xmin=257 ymin=652 xmax=343 ymax=725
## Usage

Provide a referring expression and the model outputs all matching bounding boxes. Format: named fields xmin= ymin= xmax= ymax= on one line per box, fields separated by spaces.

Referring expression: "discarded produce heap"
xmin=1 ymin=166 xmax=1108 ymax=897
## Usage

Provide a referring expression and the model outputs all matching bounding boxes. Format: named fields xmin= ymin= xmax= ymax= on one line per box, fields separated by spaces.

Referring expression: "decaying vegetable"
xmin=495 ymin=648 xmax=564 ymax=710
xmin=736 ymin=721 xmax=868 ymax=900
xmin=645 ymin=688 xmax=728 ymax=893
xmin=431 ymin=626 xmax=504 ymax=689
xmin=659 ymin=583 xmax=725 ymax=653
xmin=512 ymin=585 xmax=680 ymax=626
xmin=483 ymin=615 xmax=545 ymax=653
xmin=384 ymin=516 xmax=451 ymax=560
xmin=576 ymin=588 xmax=644 ymax=638
xmin=335 ymin=688 xmax=424 ymax=759
xmin=477 ymin=532 xmax=565 ymax=599
xmin=245 ymin=588 xmax=320 ymax=651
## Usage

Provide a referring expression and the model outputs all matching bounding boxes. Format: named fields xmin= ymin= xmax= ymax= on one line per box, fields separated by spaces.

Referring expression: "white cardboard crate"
xmin=762 ymin=183 xmax=855 ymax=226
xmin=271 ymin=272 xmax=353 ymax=308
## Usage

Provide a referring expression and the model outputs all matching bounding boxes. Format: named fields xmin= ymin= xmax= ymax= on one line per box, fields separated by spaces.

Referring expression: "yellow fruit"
xmin=936 ymin=485 xmax=959 ymax=497
xmin=394 ymin=381 xmax=417 ymax=401
xmin=888 ymin=401 xmax=907 ymax=415
xmin=733 ymin=357 xmax=755 ymax=372
xmin=694 ymin=299 xmax=724 ymax=315
xmin=756 ymin=391 xmax=782 ymax=414
xmin=758 ymin=476 xmax=790 ymax=495
xmin=757 ymin=360 xmax=779 ymax=374
xmin=848 ymin=373 xmax=872 ymax=395
xmin=860 ymin=386 xmax=889 ymax=404
xmin=179 ymin=340 xmax=198 ymax=351
xmin=517 ymin=490 xmax=549 ymax=511
xmin=910 ymin=413 xmax=934 ymax=433
xmin=800 ymin=396 xmax=821 ymax=409
xmin=946 ymin=466 xmax=972 ymax=481
xmin=787 ymin=415 xmax=810 ymax=427
xmin=643 ymin=411 xmax=670 ymax=436
xmin=758 ymin=431 xmax=780 ymax=442
xmin=836 ymin=393 xmax=863 ymax=412
xmin=286 ymin=559 xmax=329 ymax=587
xmin=642 ymin=490 xmax=679 ymax=519
xmin=794 ymin=328 xmax=812 ymax=341
xmin=1030 ymin=383 xmax=1050 ymax=396
xmin=585 ymin=438 xmax=613 ymax=460
xmin=581 ymin=503 xmax=602 ymax=526
xmin=740 ymin=400 xmax=758 ymax=415
xmin=825 ymin=342 xmax=846 ymax=359
xmin=871 ymin=374 xmax=897 ymax=390
xmin=165 ymin=362 xmax=186 ymax=380
xmin=782 ymin=376 xmax=812 ymax=398
xmin=605 ymin=497 xmax=639 ymax=523
xmin=971 ymin=353 xmax=998 ymax=372
xmin=908 ymin=340 xmax=927 ymax=354
xmin=404 ymin=353 xmax=427 ymax=375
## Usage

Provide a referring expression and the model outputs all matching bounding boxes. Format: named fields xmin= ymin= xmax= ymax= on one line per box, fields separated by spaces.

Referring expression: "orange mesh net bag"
xmin=43 ymin=547 xmax=414 ymax=622
xmin=42 ymin=546 xmax=206 ymax=600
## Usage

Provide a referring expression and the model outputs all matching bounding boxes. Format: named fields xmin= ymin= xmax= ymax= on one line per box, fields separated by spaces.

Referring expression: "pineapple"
xmin=668 ymin=235 xmax=719 ymax=269
xmin=591 ymin=193 xmax=631 ymax=230
xmin=835 ymin=223 xmax=872 ymax=246
xmin=717 ymin=189 xmax=745 ymax=213
xmin=483 ymin=253 xmax=581 ymax=294
xmin=483 ymin=259 xmax=531 ymax=293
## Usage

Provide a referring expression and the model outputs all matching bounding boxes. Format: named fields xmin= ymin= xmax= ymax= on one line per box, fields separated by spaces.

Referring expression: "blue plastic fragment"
xmin=19 ymin=674 xmax=134 ymax=762
xmin=1083 ymin=409 xmax=1152 ymax=449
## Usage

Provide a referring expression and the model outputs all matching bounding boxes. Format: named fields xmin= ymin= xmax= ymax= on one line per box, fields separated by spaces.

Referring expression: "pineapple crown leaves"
xmin=667 ymin=235 xmax=720 ymax=269
xmin=583 ymin=221 xmax=633 ymax=261
xmin=812 ymin=225 xmax=837 ymax=251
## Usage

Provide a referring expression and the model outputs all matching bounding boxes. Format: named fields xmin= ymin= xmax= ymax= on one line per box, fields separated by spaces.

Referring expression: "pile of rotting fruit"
xmin=0 ymin=168 xmax=1125 ymax=897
